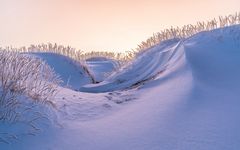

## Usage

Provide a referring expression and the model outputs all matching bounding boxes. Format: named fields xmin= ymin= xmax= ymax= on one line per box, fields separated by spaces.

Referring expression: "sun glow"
xmin=0 ymin=0 xmax=239 ymax=52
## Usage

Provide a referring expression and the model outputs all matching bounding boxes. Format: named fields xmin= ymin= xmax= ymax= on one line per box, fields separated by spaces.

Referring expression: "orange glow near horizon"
xmin=0 ymin=0 xmax=239 ymax=52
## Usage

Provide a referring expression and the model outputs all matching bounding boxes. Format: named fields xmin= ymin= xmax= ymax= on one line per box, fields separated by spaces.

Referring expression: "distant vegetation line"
xmin=135 ymin=12 xmax=240 ymax=53
xmin=0 ymin=12 xmax=239 ymax=64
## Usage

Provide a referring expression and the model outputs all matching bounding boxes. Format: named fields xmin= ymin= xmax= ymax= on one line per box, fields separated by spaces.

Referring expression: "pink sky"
xmin=0 ymin=0 xmax=239 ymax=52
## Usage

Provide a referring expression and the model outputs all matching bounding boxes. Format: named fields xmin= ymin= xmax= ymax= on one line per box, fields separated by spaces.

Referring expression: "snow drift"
xmin=80 ymin=39 xmax=182 ymax=92
xmin=86 ymin=57 xmax=120 ymax=82
xmin=29 ymin=52 xmax=93 ymax=89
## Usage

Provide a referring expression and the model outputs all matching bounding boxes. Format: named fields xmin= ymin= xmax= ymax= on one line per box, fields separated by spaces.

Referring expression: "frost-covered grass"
xmin=1 ymin=12 xmax=239 ymax=65
xmin=0 ymin=50 xmax=61 ymax=122
xmin=134 ymin=12 xmax=240 ymax=53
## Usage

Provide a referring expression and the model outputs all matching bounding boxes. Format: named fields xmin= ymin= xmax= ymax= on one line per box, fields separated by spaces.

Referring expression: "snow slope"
xmin=86 ymin=58 xmax=120 ymax=82
xmin=29 ymin=52 xmax=92 ymax=89
xmin=1 ymin=25 xmax=240 ymax=150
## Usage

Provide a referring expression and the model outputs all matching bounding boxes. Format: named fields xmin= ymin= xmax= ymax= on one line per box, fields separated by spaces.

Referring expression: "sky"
xmin=0 ymin=0 xmax=239 ymax=52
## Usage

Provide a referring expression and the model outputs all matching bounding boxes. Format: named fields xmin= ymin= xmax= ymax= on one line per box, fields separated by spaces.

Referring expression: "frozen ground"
xmin=1 ymin=25 xmax=240 ymax=150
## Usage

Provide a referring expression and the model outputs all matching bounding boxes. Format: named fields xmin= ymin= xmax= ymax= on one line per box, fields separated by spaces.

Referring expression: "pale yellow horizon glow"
xmin=0 ymin=0 xmax=239 ymax=52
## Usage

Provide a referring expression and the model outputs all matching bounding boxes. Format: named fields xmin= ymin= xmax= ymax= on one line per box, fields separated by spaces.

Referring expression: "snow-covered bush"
xmin=0 ymin=50 xmax=61 ymax=122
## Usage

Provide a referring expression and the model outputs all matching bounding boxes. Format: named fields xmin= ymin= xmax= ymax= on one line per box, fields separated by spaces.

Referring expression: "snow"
xmin=29 ymin=53 xmax=120 ymax=89
xmin=29 ymin=52 xmax=92 ymax=89
xmin=86 ymin=58 xmax=119 ymax=83
xmin=80 ymin=39 xmax=181 ymax=92
xmin=1 ymin=25 xmax=240 ymax=150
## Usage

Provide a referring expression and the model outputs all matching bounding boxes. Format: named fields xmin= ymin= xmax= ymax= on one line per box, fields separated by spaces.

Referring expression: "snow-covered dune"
xmin=1 ymin=25 xmax=240 ymax=150
xmin=29 ymin=52 xmax=93 ymax=89
xmin=184 ymin=26 xmax=240 ymax=88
